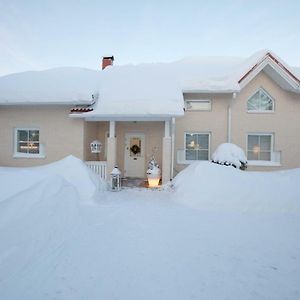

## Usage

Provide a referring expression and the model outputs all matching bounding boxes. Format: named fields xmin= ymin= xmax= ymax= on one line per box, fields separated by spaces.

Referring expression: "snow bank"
xmin=212 ymin=143 xmax=247 ymax=169
xmin=0 ymin=155 xmax=106 ymax=202
xmin=172 ymin=161 xmax=300 ymax=213
xmin=0 ymin=159 xmax=299 ymax=299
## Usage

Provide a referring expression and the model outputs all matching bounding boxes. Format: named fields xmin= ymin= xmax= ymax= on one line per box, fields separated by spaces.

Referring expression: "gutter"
xmin=227 ymin=92 xmax=236 ymax=143
xmin=171 ymin=117 xmax=175 ymax=180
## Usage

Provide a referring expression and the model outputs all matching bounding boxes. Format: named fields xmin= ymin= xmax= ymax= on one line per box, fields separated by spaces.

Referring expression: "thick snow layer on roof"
xmin=185 ymin=50 xmax=300 ymax=92
xmin=84 ymin=57 xmax=245 ymax=117
xmin=0 ymin=67 xmax=100 ymax=105
xmin=1 ymin=50 xmax=299 ymax=111
xmin=86 ymin=64 xmax=185 ymax=117
xmin=86 ymin=50 xmax=300 ymax=118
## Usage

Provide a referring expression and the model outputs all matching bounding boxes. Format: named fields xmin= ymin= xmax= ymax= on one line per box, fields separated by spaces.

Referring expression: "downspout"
xmin=171 ymin=117 xmax=175 ymax=180
xmin=228 ymin=92 xmax=236 ymax=143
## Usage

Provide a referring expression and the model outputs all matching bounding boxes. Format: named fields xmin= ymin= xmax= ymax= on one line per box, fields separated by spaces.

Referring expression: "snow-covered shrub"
xmin=146 ymin=156 xmax=161 ymax=177
xmin=211 ymin=143 xmax=247 ymax=170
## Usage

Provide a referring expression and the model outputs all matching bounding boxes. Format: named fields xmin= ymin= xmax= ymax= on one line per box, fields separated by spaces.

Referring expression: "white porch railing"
xmin=85 ymin=161 xmax=107 ymax=180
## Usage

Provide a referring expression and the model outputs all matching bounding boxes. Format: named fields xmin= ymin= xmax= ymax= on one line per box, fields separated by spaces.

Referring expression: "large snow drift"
xmin=172 ymin=161 xmax=300 ymax=213
xmin=0 ymin=155 xmax=105 ymax=203
xmin=0 ymin=159 xmax=300 ymax=299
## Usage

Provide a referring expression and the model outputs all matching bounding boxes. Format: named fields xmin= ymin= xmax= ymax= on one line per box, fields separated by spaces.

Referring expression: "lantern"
xmin=147 ymin=171 xmax=160 ymax=188
xmin=146 ymin=157 xmax=161 ymax=188
xmin=90 ymin=140 xmax=102 ymax=153
xmin=110 ymin=166 xmax=121 ymax=191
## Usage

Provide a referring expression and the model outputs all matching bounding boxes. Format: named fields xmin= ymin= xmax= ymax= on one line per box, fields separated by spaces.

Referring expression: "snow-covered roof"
xmin=183 ymin=50 xmax=300 ymax=93
xmin=82 ymin=50 xmax=300 ymax=119
xmin=0 ymin=67 xmax=100 ymax=105
xmin=82 ymin=63 xmax=186 ymax=118
xmin=76 ymin=55 xmax=248 ymax=118
xmin=1 ymin=50 xmax=299 ymax=118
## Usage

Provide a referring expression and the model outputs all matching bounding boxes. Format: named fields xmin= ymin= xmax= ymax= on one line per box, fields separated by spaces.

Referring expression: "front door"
xmin=124 ymin=133 xmax=145 ymax=178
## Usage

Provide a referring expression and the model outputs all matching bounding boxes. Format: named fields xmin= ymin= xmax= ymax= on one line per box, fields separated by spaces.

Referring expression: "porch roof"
xmin=77 ymin=63 xmax=185 ymax=118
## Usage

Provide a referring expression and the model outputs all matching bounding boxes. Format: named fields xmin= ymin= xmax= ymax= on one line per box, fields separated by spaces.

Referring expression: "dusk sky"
xmin=0 ymin=0 xmax=300 ymax=76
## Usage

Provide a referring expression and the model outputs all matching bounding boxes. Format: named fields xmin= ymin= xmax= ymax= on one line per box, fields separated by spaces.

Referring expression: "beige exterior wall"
xmin=232 ymin=71 xmax=300 ymax=170
xmin=84 ymin=121 xmax=164 ymax=177
xmin=0 ymin=106 xmax=85 ymax=167
xmin=1 ymin=70 xmax=299 ymax=175
xmin=174 ymin=93 xmax=231 ymax=173
xmin=84 ymin=121 xmax=108 ymax=161
xmin=174 ymin=71 xmax=300 ymax=173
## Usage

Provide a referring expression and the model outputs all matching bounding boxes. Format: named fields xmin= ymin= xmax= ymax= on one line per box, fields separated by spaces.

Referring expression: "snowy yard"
xmin=0 ymin=157 xmax=300 ymax=300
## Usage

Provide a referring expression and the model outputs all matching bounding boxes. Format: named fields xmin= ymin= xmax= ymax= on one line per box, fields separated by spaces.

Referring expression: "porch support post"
xmin=107 ymin=121 xmax=117 ymax=179
xmin=162 ymin=120 xmax=171 ymax=184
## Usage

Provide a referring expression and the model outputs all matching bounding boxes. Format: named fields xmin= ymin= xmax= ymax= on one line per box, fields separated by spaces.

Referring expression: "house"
xmin=0 ymin=50 xmax=300 ymax=183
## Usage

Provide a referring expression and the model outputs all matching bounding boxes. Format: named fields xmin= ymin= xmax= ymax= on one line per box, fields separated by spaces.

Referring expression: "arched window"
xmin=247 ymin=88 xmax=274 ymax=112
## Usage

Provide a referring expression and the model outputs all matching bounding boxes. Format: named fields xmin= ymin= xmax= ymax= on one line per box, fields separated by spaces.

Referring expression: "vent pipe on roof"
xmin=102 ymin=56 xmax=114 ymax=70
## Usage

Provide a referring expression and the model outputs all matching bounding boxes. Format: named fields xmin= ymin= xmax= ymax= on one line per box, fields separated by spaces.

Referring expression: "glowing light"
xmin=148 ymin=177 xmax=160 ymax=188
xmin=253 ymin=145 xmax=260 ymax=154
xmin=20 ymin=144 xmax=39 ymax=150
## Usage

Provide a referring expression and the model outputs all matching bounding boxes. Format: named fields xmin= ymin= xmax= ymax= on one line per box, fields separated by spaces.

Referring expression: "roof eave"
xmin=70 ymin=112 xmax=184 ymax=121
xmin=0 ymin=100 xmax=93 ymax=106
xmin=182 ymin=89 xmax=239 ymax=94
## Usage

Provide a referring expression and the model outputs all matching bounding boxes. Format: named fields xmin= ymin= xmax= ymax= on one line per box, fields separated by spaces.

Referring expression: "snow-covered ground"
xmin=0 ymin=157 xmax=300 ymax=300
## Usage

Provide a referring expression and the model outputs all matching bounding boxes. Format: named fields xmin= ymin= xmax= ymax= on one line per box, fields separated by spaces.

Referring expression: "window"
xmin=185 ymin=99 xmax=211 ymax=111
xmin=185 ymin=133 xmax=210 ymax=160
xmin=247 ymin=134 xmax=273 ymax=161
xmin=14 ymin=128 xmax=43 ymax=158
xmin=247 ymin=88 xmax=274 ymax=112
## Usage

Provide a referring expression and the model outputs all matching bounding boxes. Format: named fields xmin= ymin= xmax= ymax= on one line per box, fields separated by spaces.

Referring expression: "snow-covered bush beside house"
xmin=146 ymin=157 xmax=161 ymax=177
xmin=146 ymin=156 xmax=161 ymax=187
xmin=211 ymin=143 xmax=247 ymax=170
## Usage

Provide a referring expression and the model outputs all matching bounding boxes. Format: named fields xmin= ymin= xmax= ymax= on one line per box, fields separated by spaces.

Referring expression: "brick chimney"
xmin=102 ymin=56 xmax=114 ymax=70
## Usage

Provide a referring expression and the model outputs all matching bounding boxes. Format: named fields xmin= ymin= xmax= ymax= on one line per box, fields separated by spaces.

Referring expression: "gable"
xmin=238 ymin=52 xmax=300 ymax=93
xmin=236 ymin=70 xmax=299 ymax=114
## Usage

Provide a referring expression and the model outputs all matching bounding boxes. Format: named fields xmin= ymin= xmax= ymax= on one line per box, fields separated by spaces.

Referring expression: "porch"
xmin=84 ymin=119 xmax=175 ymax=185
xmin=84 ymin=161 xmax=149 ymax=187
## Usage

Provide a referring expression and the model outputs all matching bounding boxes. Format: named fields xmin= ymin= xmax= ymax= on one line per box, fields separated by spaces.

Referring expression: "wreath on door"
xmin=130 ymin=144 xmax=141 ymax=155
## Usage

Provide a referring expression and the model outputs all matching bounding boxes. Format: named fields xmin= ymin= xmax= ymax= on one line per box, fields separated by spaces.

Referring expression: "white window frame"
xmin=246 ymin=133 xmax=280 ymax=166
xmin=13 ymin=128 xmax=45 ymax=158
xmin=184 ymin=132 xmax=211 ymax=163
xmin=247 ymin=88 xmax=275 ymax=113
xmin=185 ymin=99 xmax=212 ymax=111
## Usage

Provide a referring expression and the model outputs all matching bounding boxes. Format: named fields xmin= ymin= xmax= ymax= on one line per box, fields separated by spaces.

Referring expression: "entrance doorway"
xmin=124 ymin=133 xmax=145 ymax=178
